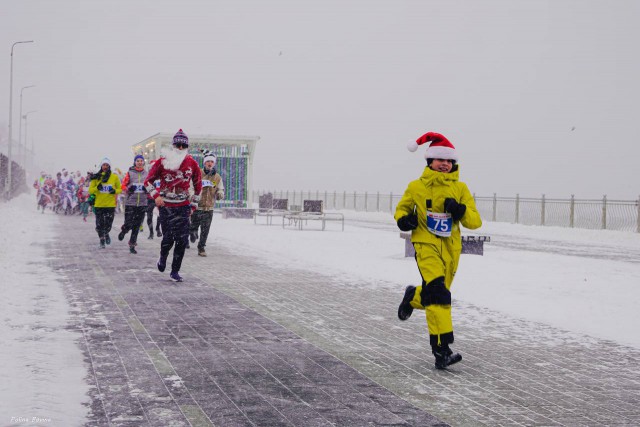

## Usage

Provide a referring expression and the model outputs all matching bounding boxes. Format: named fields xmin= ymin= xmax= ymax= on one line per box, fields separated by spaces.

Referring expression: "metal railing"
xmin=253 ymin=190 xmax=640 ymax=233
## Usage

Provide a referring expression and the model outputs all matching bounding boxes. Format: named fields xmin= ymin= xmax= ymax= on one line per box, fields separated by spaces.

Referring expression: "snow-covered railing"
xmin=253 ymin=190 xmax=640 ymax=233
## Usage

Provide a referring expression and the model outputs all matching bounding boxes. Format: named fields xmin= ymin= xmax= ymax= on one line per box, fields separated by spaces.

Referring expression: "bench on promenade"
xmin=221 ymin=207 xmax=255 ymax=219
xmin=283 ymin=200 xmax=344 ymax=231
xmin=400 ymin=232 xmax=491 ymax=257
xmin=254 ymin=195 xmax=290 ymax=225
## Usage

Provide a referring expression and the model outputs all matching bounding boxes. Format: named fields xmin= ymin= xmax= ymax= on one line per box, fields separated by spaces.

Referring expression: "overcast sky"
xmin=1 ymin=0 xmax=638 ymax=199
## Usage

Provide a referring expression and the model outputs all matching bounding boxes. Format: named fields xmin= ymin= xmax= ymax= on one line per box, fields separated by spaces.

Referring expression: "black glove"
xmin=128 ymin=185 xmax=136 ymax=193
xmin=109 ymin=188 xmax=116 ymax=194
xmin=397 ymin=213 xmax=419 ymax=231
xmin=97 ymin=183 xmax=103 ymax=191
xmin=444 ymin=198 xmax=466 ymax=221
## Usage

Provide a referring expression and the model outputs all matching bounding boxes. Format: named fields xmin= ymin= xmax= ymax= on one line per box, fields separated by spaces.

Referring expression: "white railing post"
xmin=602 ymin=195 xmax=607 ymax=230
xmin=541 ymin=194 xmax=546 ymax=226
xmin=570 ymin=194 xmax=575 ymax=228
xmin=376 ymin=191 xmax=380 ymax=212
xmin=365 ymin=191 xmax=368 ymax=212
xmin=389 ymin=192 xmax=393 ymax=213
xmin=515 ymin=193 xmax=520 ymax=224
xmin=637 ymin=195 xmax=640 ymax=233
xmin=492 ymin=193 xmax=497 ymax=222
xmin=354 ymin=191 xmax=357 ymax=210
xmin=343 ymin=191 xmax=346 ymax=209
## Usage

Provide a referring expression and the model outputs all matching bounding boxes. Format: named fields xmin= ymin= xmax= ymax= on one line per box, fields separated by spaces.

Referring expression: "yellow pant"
xmin=410 ymin=242 xmax=460 ymax=346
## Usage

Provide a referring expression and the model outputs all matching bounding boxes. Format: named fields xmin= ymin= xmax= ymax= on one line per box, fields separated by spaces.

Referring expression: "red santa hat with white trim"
xmin=407 ymin=132 xmax=458 ymax=163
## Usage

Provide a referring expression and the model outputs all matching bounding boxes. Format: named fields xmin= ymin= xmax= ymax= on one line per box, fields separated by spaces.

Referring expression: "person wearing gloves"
xmin=118 ymin=154 xmax=149 ymax=253
xmin=395 ymin=132 xmax=482 ymax=370
xmin=144 ymin=129 xmax=202 ymax=282
xmin=189 ymin=149 xmax=225 ymax=257
xmin=89 ymin=158 xmax=122 ymax=249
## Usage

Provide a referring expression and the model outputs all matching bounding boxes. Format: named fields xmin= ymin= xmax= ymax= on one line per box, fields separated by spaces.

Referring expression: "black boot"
xmin=433 ymin=345 xmax=462 ymax=370
xmin=148 ymin=230 xmax=153 ymax=240
xmin=398 ymin=286 xmax=416 ymax=321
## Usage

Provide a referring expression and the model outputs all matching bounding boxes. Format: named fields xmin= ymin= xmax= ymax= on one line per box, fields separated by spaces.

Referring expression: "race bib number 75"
xmin=426 ymin=211 xmax=452 ymax=237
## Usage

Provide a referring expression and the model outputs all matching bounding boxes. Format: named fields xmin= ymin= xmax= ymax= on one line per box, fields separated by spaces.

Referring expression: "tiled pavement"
xmin=48 ymin=217 xmax=640 ymax=426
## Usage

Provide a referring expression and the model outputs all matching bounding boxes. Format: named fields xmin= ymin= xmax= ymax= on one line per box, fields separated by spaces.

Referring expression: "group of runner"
xmin=33 ymin=168 xmax=95 ymax=220
xmin=87 ymin=129 xmax=224 ymax=282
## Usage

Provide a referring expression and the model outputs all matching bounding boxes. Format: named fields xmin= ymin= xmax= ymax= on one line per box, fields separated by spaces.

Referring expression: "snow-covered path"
xmin=0 ymin=194 xmax=89 ymax=425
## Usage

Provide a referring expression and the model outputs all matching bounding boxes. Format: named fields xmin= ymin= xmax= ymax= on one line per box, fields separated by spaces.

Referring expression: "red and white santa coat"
xmin=144 ymin=155 xmax=202 ymax=208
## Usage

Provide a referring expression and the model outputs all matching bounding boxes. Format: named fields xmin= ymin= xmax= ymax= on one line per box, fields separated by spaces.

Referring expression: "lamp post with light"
xmin=22 ymin=110 xmax=37 ymax=168
xmin=6 ymin=40 xmax=34 ymax=198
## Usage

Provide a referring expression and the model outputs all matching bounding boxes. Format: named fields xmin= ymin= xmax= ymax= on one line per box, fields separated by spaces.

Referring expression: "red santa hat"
xmin=407 ymin=132 xmax=458 ymax=162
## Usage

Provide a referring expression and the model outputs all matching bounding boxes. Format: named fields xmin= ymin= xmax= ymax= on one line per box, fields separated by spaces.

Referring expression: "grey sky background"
xmin=2 ymin=0 xmax=638 ymax=199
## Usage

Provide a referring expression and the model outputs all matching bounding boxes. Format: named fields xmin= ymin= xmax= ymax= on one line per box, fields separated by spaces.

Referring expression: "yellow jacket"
xmin=394 ymin=166 xmax=482 ymax=248
xmin=89 ymin=171 xmax=122 ymax=208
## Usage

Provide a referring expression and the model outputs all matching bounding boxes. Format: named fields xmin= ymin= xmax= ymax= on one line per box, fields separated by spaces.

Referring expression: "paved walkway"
xmin=49 ymin=216 xmax=640 ymax=426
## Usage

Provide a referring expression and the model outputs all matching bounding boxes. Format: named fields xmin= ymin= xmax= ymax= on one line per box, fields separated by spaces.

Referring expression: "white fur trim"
xmin=407 ymin=140 xmax=419 ymax=152
xmin=203 ymin=155 xmax=216 ymax=164
xmin=424 ymin=146 xmax=458 ymax=161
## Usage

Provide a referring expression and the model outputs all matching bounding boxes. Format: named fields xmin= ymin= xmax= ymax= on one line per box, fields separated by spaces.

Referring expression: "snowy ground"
xmin=2 ymin=191 xmax=639 ymax=424
xmin=220 ymin=208 xmax=640 ymax=350
xmin=0 ymin=193 xmax=89 ymax=426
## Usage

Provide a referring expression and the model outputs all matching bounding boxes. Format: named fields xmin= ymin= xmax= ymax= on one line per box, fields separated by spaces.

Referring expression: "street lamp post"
xmin=23 ymin=110 xmax=37 ymax=169
xmin=19 ymin=85 xmax=35 ymax=174
xmin=18 ymin=85 xmax=35 ymax=157
xmin=6 ymin=40 xmax=34 ymax=199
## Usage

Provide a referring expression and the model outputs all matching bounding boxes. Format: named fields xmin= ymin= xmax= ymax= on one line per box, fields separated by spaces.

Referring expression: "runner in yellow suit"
xmin=395 ymin=132 xmax=482 ymax=369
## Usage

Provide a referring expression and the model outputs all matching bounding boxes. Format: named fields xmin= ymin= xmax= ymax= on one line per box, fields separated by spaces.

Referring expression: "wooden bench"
xmin=283 ymin=200 xmax=344 ymax=231
xmin=400 ymin=232 xmax=490 ymax=256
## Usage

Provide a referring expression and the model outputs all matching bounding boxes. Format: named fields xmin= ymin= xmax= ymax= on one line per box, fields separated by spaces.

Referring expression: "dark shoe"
xmin=129 ymin=246 xmax=137 ymax=254
xmin=118 ymin=230 xmax=126 ymax=241
xmin=105 ymin=234 xmax=111 ymax=245
xmin=185 ymin=242 xmax=190 ymax=249
xmin=157 ymin=256 xmax=167 ymax=272
xmin=190 ymin=231 xmax=198 ymax=243
xmin=170 ymin=271 xmax=183 ymax=282
xmin=198 ymin=248 xmax=206 ymax=257
xmin=156 ymin=229 xmax=162 ymax=237
xmin=398 ymin=286 xmax=416 ymax=321
xmin=148 ymin=233 xmax=153 ymax=240
xmin=433 ymin=346 xmax=462 ymax=370
xmin=99 ymin=239 xmax=106 ymax=249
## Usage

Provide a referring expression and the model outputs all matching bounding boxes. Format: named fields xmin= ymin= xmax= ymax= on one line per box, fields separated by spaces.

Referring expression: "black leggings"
xmin=121 ymin=205 xmax=147 ymax=245
xmin=94 ymin=207 xmax=115 ymax=240
xmin=159 ymin=205 xmax=191 ymax=273
xmin=190 ymin=210 xmax=214 ymax=249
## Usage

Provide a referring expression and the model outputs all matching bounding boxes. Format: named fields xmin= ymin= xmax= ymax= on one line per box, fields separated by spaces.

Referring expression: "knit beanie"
xmin=201 ymin=149 xmax=217 ymax=165
xmin=173 ymin=129 xmax=189 ymax=146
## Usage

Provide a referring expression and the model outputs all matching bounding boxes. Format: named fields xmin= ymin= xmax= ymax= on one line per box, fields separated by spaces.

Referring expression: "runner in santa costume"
xmin=144 ymin=129 xmax=202 ymax=282
xmin=395 ymin=132 xmax=482 ymax=369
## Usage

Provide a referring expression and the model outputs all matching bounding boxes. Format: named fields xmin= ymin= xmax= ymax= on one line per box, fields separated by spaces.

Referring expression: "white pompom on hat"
xmin=407 ymin=132 xmax=458 ymax=162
